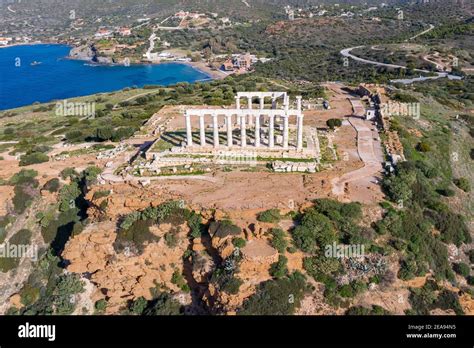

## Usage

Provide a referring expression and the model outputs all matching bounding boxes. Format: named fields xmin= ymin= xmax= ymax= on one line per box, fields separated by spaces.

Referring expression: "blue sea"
xmin=0 ymin=44 xmax=211 ymax=110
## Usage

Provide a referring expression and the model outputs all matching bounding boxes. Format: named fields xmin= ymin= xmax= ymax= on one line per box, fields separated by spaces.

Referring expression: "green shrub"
xmin=392 ymin=93 xmax=418 ymax=103
xmin=291 ymin=209 xmax=336 ymax=253
xmin=208 ymin=220 xmax=241 ymax=238
xmin=326 ymin=118 xmax=342 ymax=129
xmin=53 ymin=273 xmax=85 ymax=315
xmin=142 ymin=293 xmax=182 ymax=315
xmin=41 ymin=208 xmax=82 ymax=246
xmin=416 ymin=142 xmax=431 ymax=152
xmin=65 ymin=130 xmax=86 ymax=142
xmin=269 ymin=255 xmax=288 ymax=279
xmin=94 ymin=299 xmax=107 ymax=314
xmin=257 ymin=209 xmax=281 ymax=223
xmin=10 ymin=229 xmax=32 ymax=245
xmin=96 ymin=127 xmax=114 ymax=141
xmin=453 ymin=178 xmax=470 ymax=192
xmin=60 ymin=168 xmax=78 ymax=180
xmin=222 ymin=277 xmax=243 ymax=294
xmin=9 ymin=169 xmax=38 ymax=185
xmin=437 ymin=187 xmax=455 ymax=197
xmin=0 ymin=255 xmax=19 ymax=272
xmin=92 ymin=190 xmax=110 ymax=200
xmin=452 ymin=263 xmax=470 ymax=278
xmin=19 ymin=152 xmax=49 ymax=166
xmin=408 ymin=285 xmax=437 ymax=315
xmin=239 ymin=272 xmax=308 ymax=315
xmin=270 ymin=228 xmax=287 ymax=253
xmin=58 ymin=182 xmax=81 ymax=212
xmin=111 ymin=127 xmax=135 ymax=141
xmin=171 ymin=270 xmax=188 ymax=291
xmin=43 ymin=178 xmax=60 ymax=192
xmin=12 ymin=185 xmax=36 ymax=214
xmin=232 ymin=237 xmax=246 ymax=249
xmin=338 ymin=284 xmax=354 ymax=298
xmin=83 ymin=166 xmax=102 ymax=181
xmin=467 ymin=250 xmax=474 ymax=264
xmin=129 ymin=296 xmax=147 ymax=315
xmin=303 ymin=255 xmax=341 ymax=280
xmin=164 ymin=232 xmax=178 ymax=248
xmin=20 ymin=284 xmax=40 ymax=307
xmin=114 ymin=218 xmax=157 ymax=254
xmin=346 ymin=305 xmax=390 ymax=315
xmin=430 ymin=210 xmax=471 ymax=247
xmin=433 ymin=290 xmax=464 ymax=315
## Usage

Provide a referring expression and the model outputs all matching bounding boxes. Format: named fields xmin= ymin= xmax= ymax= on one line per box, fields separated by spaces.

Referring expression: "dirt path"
xmin=408 ymin=24 xmax=435 ymax=41
xmin=331 ymin=118 xmax=383 ymax=197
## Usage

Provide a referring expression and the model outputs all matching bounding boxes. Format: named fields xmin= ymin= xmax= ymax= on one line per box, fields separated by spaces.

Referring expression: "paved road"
xmin=340 ymin=25 xmax=463 ymax=84
xmin=145 ymin=32 xmax=157 ymax=61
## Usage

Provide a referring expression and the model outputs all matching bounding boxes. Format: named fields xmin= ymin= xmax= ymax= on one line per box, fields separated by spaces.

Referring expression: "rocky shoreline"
xmin=68 ymin=44 xmax=115 ymax=64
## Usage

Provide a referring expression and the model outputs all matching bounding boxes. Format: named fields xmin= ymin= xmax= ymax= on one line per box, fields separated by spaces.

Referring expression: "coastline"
xmin=0 ymin=41 xmax=64 ymax=49
xmin=183 ymin=60 xmax=230 ymax=80
xmin=1 ymin=43 xmax=231 ymax=110
xmin=2 ymin=42 xmax=230 ymax=81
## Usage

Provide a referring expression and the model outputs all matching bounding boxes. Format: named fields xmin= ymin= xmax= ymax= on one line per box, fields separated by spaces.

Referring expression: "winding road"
xmin=407 ymin=24 xmax=435 ymax=41
xmin=340 ymin=25 xmax=463 ymax=84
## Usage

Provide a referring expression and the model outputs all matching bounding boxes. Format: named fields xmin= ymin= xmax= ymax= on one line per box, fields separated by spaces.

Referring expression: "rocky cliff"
xmin=62 ymin=220 xmax=191 ymax=313
xmin=69 ymin=44 xmax=113 ymax=64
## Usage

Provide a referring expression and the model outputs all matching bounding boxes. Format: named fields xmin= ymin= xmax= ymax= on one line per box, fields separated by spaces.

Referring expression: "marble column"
xmin=269 ymin=114 xmax=274 ymax=148
xmin=226 ymin=115 xmax=233 ymax=147
xmin=212 ymin=113 xmax=219 ymax=148
xmin=185 ymin=114 xmax=192 ymax=147
xmin=255 ymin=113 xmax=260 ymax=147
xmin=235 ymin=96 xmax=240 ymax=125
xmin=296 ymin=96 xmax=302 ymax=111
xmin=199 ymin=115 xmax=206 ymax=146
xmin=240 ymin=112 xmax=247 ymax=148
xmin=296 ymin=96 xmax=303 ymax=151
xmin=297 ymin=114 xmax=304 ymax=151
xmin=283 ymin=115 xmax=289 ymax=149
xmin=247 ymin=96 xmax=253 ymax=126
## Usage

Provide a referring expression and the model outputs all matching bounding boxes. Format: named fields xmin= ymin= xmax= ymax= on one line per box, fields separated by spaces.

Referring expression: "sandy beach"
xmin=184 ymin=60 xmax=230 ymax=80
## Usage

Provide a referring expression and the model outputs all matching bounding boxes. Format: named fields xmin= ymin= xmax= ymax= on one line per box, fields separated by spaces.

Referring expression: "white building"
xmin=0 ymin=37 xmax=12 ymax=46
xmin=94 ymin=29 xmax=112 ymax=38
xmin=118 ymin=27 xmax=132 ymax=36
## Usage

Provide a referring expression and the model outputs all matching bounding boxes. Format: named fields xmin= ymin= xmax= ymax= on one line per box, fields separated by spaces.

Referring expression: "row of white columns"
xmin=184 ymin=95 xmax=304 ymax=151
